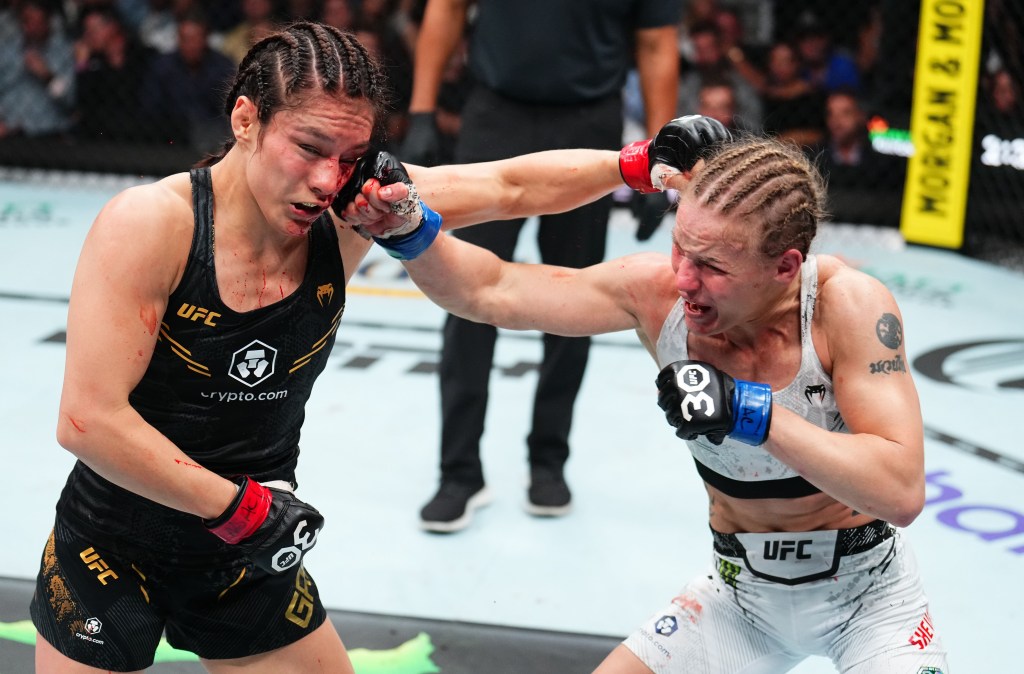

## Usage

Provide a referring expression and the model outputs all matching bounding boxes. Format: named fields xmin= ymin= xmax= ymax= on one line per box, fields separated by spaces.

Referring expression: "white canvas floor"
xmin=1 ymin=172 xmax=1022 ymax=673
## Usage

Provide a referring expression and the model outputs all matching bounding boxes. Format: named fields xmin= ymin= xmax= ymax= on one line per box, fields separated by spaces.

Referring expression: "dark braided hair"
xmin=197 ymin=21 xmax=388 ymax=167
xmin=691 ymin=136 xmax=828 ymax=258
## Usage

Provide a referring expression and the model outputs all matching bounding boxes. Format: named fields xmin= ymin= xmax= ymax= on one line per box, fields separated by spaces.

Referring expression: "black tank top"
xmin=56 ymin=168 xmax=347 ymax=559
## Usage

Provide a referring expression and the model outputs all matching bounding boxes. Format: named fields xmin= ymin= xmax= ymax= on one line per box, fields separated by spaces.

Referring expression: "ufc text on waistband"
xmin=712 ymin=519 xmax=894 ymax=585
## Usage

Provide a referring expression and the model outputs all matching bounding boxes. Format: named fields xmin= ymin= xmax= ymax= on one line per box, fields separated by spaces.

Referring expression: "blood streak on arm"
xmin=174 ymin=458 xmax=203 ymax=470
xmin=139 ymin=305 xmax=157 ymax=335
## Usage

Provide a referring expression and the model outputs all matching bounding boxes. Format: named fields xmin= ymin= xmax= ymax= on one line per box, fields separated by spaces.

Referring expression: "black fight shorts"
xmin=29 ymin=519 xmax=327 ymax=671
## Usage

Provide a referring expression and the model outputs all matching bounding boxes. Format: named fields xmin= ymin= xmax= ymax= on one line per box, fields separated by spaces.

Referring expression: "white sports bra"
xmin=654 ymin=255 xmax=848 ymax=499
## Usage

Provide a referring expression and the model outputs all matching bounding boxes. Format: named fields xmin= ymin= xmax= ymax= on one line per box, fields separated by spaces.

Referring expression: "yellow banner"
xmin=900 ymin=0 xmax=985 ymax=248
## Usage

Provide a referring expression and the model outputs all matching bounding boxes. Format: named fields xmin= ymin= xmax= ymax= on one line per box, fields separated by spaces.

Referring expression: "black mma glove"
xmin=205 ymin=475 xmax=324 ymax=574
xmin=619 ymin=115 xmax=733 ymax=193
xmin=331 ymin=148 xmax=443 ymax=260
xmin=332 ymin=148 xmax=412 ymax=219
xmin=656 ymin=360 xmax=772 ymax=446
xmin=400 ymin=112 xmax=441 ymax=166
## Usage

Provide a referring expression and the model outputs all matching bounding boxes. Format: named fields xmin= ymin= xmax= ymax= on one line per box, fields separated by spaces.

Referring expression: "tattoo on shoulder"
xmin=869 ymin=313 xmax=907 ymax=374
xmin=869 ymin=353 xmax=907 ymax=375
xmin=875 ymin=313 xmax=903 ymax=349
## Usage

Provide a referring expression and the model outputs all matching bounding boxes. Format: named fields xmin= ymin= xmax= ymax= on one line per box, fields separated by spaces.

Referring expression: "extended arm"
xmin=336 ymin=116 xmax=731 ymax=232
xmin=412 ymin=150 xmax=623 ymax=229
xmin=402 ymin=233 xmax=663 ymax=337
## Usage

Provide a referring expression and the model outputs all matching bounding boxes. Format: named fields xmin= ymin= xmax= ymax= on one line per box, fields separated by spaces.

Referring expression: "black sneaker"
xmin=419 ymin=482 xmax=492 ymax=533
xmin=525 ymin=473 xmax=572 ymax=517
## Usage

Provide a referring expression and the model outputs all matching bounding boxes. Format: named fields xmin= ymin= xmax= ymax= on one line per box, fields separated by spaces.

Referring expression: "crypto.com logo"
xmin=228 ymin=340 xmax=278 ymax=387
xmin=913 ymin=339 xmax=1024 ymax=392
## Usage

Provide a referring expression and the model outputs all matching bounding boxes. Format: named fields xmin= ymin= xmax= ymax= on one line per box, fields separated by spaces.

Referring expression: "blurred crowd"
xmin=0 ymin=0 xmax=1021 ymax=205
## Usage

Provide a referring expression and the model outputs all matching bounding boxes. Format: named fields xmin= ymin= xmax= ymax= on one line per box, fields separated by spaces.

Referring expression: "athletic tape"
xmin=374 ymin=201 xmax=442 ymax=260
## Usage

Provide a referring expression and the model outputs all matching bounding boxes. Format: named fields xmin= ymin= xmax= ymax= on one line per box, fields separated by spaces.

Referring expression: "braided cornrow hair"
xmin=691 ymin=136 xmax=828 ymax=258
xmin=197 ymin=21 xmax=388 ymax=167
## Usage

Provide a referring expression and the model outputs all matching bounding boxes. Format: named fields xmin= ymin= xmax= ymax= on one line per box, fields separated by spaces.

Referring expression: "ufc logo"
xmin=674 ymin=364 xmax=716 ymax=420
xmin=79 ymin=547 xmax=119 ymax=585
xmin=177 ymin=303 xmax=221 ymax=326
xmin=763 ymin=539 xmax=813 ymax=561
xmin=270 ymin=520 xmax=321 ymax=573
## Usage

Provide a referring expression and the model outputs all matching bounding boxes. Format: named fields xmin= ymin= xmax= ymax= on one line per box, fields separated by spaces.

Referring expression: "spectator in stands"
xmin=114 ymin=0 xmax=150 ymax=31
xmin=715 ymin=6 xmax=768 ymax=93
xmin=697 ymin=79 xmax=738 ymax=132
xmin=812 ymin=87 xmax=903 ymax=225
xmin=978 ymin=68 xmax=1024 ymax=136
xmin=283 ymin=0 xmax=320 ymax=21
xmin=818 ymin=89 xmax=877 ymax=173
xmin=759 ymin=41 xmax=825 ymax=147
xmin=0 ymin=2 xmax=18 ymax=43
xmin=73 ymin=4 xmax=155 ymax=141
xmin=137 ymin=0 xmax=195 ymax=54
xmin=970 ymin=66 xmax=1024 ymax=233
xmin=794 ymin=11 xmax=861 ymax=95
xmin=320 ymin=0 xmax=354 ymax=31
xmin=677 ymin=0 xmax=720 ymax=65
xmin=0 ymin=0 xmax=76 ymax=139
xmin=855 ymin=2 xmax=883 ymax=101
xmin=219 ymin=0 xmax=277 ymax=65
xmin=678 ymin=20 xmax=761 ymax=132
xmin=140 ymin=8 xmax=235 ymax=153
xmin=350 ymin=1 xmax=415 ymax=153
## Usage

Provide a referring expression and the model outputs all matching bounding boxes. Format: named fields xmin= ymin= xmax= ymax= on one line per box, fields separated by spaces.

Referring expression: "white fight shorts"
xmin=623 ymin=521 xmax=949 ymax=673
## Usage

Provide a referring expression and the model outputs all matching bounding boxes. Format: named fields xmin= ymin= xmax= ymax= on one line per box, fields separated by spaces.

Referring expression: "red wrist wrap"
xmin=619 ymin=140 xmax=658 ymax=193
xmin=209 ymin=477 xmax=272 ymax=544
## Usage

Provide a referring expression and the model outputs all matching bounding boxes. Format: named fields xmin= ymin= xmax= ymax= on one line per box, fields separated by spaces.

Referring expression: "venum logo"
xmin=804 ymin=384 xmax=826 ymax=404
xmin=229 ymin=340 xmax=278 ymax=387
xmin=316 ymin=283 xmax=334 ymax=307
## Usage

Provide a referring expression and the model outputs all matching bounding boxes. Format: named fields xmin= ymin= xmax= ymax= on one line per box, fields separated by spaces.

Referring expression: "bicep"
xmin=828 ymin=292 xmax=923 ymax=450
xmin=62 ymin=214 xmax=174 ymax=412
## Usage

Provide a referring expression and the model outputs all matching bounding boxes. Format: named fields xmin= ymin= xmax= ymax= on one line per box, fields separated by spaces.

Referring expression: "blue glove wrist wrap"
xmin=729 ymin=380 xmax=772 ymax=445
xmin=373 ymin=201 xmax=442 ymax=260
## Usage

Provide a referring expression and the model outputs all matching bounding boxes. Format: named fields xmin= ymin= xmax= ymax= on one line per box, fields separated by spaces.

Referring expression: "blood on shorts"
xmin=671 ymin=592 xmax=704 ymax=623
